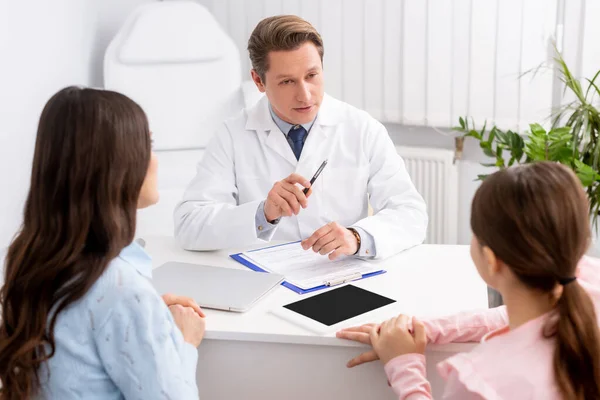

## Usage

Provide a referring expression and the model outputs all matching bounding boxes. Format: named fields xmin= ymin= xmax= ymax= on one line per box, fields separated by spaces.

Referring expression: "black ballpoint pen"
xmin=303 ymin=159 xmax=328 ymax=195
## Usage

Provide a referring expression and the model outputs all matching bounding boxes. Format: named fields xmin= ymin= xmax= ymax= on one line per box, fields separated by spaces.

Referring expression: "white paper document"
xmin=241 ymin=241 xmax=381 ymax=290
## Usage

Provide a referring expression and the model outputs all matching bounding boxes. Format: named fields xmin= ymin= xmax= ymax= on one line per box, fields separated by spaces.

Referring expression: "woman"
xmin=0 ymin=87 xmax=206 ymax=399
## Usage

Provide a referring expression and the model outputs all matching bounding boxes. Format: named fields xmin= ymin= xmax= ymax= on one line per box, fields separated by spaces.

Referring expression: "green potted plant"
xmin=454 ymin=52 xmax=600 ymax=232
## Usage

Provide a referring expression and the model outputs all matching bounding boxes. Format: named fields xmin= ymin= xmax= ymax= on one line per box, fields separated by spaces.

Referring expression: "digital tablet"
xmin=271 ymin=285 xmax=398 ymax=334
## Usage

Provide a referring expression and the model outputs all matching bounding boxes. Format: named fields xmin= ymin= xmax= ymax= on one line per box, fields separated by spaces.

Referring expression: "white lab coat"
xmin=174 ymin=94 xmax=428 ymax=259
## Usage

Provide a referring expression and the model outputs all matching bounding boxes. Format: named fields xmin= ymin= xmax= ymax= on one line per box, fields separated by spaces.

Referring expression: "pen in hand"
xmin=303 ymin=159 xmax=328 ymax=195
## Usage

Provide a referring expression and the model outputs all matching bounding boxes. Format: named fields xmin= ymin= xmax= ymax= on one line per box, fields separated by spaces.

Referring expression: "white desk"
xmin=144 ymin=236 xmax=489 ymax=399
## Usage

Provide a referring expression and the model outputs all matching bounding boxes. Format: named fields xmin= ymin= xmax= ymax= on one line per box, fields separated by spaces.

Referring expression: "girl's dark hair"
xmin=471 ymin=161 xmax=600 ymax=400
xmin=0 ymin=86 xmax=151 ymax=399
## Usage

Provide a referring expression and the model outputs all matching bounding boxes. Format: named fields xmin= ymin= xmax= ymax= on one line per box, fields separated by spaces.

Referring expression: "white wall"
xmin=0 ymin=0 xmax=155 ymax=273
xmin=0 ymin=0 xmax=96 ymax=274
xmin=0 ymin=0 xmax=8 ymax=269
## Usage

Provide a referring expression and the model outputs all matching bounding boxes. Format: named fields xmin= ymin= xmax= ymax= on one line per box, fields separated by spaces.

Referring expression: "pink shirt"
xmin=384 ymin=256 xmax=600 ymax=399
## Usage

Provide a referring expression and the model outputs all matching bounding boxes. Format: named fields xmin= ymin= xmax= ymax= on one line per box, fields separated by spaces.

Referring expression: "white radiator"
xmin=397 ymin=146 xmax=458 ymax=245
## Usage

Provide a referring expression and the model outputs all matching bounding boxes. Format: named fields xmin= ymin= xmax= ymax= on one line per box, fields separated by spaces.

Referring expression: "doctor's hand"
xmin=264 ymin=173 xmax=312 ymax=222
xmin=301 ymin=222 xmax=358 ymax=260
xmin=370 ymin=315 xmax=427 ymax=365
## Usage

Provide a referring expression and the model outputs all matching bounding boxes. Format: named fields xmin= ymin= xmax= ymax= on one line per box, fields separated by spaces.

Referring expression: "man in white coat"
xmin=174 ymin=15 xmax=427 ymax=260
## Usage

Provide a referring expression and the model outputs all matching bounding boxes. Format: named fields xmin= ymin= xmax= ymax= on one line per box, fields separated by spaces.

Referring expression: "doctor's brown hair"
xmin=0 ymin=86 xmax=151 ymax=399
xmin=470 ymin=162 xmax=600 ymax=400
xmin=247 ymin=15 xmax=324 ymax=82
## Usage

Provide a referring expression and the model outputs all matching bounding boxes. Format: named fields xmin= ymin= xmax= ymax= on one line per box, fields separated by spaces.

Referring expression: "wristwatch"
xmin=347 ymin=227 xmax=361 ymax=255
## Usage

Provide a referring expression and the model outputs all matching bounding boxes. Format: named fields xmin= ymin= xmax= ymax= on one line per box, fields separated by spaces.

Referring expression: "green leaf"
xmin=551 ymin=147 xmax=574 ymax=163
xmin=555 ymin=50 xmax=586 ymax=103
xmin=566 ymin=110 xmax=582 ymax=129
xmin=465 ymin=130 xmax=482 ymax=140
xmin=575 ymin=160 xmax=600 ymax=186
xmin=550 ymin=126 xmax=572 ymax=137
xmin=577 ymin=172 xmax=595 ymax=187
xmin=480 ymin=120 xmax=488 ymax=138
xmin=459 ymin=116 xmax=465 ymax=129
xmin=525 ymin=136 xmax=547 ymax=160
xmin=480 ymin=141 xmax=495 ymax=158
xmin=495 ymin=129 xmax=508 ymax=144
xmin=483 ymin=147 xmax=496 ymax=158
xmin=593 ymin=132 xmax=600 ymax=171
xmin=476 ymin=174 xmax=489 ymax=181
xmin=486 ymin=128 xmax=497 ymax=147
xmin=530 ymin=123 xmax=546 ymax=136
xmin=510 ymin=132 xmax=525 ymax=161
xmin=585 ymin=69 xmax=600 ymax=100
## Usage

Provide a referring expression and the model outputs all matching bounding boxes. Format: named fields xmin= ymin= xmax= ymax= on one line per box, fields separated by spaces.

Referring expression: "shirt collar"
xmin=118 ymin=240 xmax=153 ymax=279
xmin=482 ymin=311 xmax=551 ymax=345
xmin=268 ymin=103 xmax=316 ymax=135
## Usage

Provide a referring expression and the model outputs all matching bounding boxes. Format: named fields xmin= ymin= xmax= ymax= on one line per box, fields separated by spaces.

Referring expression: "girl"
xmin=0 ymin=87 xmax=206 ymax=399
xmin=339 ymin=162 xmax=600 ymax=399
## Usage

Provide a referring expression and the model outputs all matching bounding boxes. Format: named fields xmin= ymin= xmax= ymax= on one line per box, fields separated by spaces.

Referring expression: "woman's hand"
xmin=162 ymin=293 xmax=205 ymax=317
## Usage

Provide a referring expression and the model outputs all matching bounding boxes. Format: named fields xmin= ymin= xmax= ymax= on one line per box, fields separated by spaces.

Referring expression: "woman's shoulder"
xmin=85 ymin=256 xmax=163 ymax=330
xmin=89 ymin=254 xmax=154 ymax=295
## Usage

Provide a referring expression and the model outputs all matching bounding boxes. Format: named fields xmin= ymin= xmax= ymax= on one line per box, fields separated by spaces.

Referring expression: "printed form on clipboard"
xmin=231 ymin=242 xmax=386 ymax=294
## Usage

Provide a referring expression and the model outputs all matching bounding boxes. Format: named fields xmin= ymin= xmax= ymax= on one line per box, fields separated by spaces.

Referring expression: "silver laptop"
xmin=152 ymin=262 xmax=284 ymax=312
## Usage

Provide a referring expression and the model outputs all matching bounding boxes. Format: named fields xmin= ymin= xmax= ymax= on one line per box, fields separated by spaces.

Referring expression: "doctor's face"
xmin=252 ymin=42 xmax=324 ymax=125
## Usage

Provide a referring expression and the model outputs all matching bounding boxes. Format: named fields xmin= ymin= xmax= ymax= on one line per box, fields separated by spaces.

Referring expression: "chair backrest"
xmin=104 ymin=0 xmax=243 ymax=151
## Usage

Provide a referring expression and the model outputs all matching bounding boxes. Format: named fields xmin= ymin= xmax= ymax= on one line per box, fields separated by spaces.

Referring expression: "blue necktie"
xmin=288 ymin=125 xmax=307 ymax=160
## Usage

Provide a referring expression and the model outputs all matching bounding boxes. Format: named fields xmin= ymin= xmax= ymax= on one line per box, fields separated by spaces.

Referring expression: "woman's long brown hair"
xmin=471 ymin=162 xmax=600 ymax=399
xmin=0 ymin=86 xmax=151 ymax=399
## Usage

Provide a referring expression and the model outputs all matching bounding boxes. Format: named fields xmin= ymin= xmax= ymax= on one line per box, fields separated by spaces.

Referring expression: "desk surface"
xmin=144 ymin=236 xmax=489 ymax=351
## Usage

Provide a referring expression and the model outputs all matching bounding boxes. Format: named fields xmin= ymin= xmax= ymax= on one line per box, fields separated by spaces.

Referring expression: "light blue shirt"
xmin=253 ymin=104 xmax=377 ymax=258
xmin=37 ymin=242 xmax=198 ymax=399
xmin=268 ymin=102 xmax=315 ymax=142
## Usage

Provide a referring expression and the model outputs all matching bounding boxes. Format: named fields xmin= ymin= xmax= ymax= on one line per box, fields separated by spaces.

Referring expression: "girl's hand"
xmin=336 ymin=323 xmax=381 ymax=367
xmin=370 ymin=315 xmax=427 ymax=365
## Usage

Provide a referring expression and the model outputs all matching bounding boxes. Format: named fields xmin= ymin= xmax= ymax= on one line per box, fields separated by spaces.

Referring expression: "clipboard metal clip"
xmin=324 ymin=272 xmax=363 ymax=287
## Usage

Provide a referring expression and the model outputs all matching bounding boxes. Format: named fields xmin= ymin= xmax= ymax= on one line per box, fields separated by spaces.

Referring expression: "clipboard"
xmin=230 ymin=242 xmax=386 ymax=294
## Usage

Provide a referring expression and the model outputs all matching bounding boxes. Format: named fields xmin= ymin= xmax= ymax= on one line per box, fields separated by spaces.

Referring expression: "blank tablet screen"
xmin=283 ymin=285 xmax=396 ymax=326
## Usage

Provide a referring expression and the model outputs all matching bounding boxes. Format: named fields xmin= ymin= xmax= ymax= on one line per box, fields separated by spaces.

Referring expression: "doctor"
xmin=174 ymin=15 xmax=427 ymax=260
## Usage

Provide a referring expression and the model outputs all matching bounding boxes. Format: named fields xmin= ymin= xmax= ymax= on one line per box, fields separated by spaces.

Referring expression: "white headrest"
xmin=117 ymin=1 xmax=225 ymax=64
xmin=104 ymin=1 xmax=243 ymax=151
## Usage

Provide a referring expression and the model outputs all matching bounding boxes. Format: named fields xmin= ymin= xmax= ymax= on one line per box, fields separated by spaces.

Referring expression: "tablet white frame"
xmin=270 ymin=286 xmax=403 ymax=335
